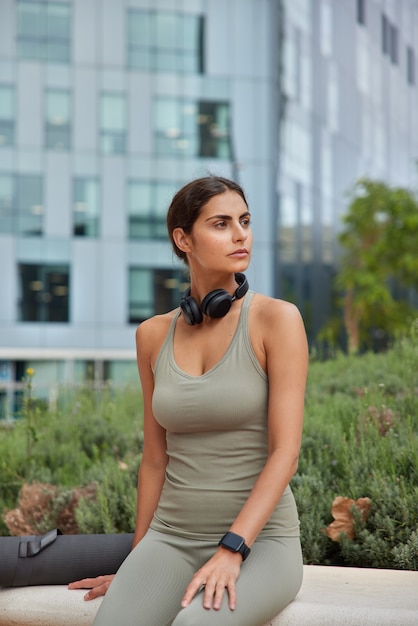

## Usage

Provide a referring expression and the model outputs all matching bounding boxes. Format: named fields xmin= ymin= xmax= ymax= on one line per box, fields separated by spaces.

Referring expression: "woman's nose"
xmin=233 ymin=223 xmax=247 ymax=241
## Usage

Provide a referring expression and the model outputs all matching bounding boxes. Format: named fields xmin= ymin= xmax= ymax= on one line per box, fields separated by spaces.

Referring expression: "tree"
xmin=334 ymin=178 xmax=418 ymax=354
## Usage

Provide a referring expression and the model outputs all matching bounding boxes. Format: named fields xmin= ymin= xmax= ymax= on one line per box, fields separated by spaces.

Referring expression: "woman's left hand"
xmin=181 ymin=549 xmax=242 ymax=611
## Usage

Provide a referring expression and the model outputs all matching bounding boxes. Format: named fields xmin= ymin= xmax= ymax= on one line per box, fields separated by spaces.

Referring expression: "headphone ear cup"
xmin=201 ymin=289 xmax=232 ymax=319
xmin=234 ymin=273 xmax=249 ymax=299
xmin=180 ymin=294 xmax=203 ymax=325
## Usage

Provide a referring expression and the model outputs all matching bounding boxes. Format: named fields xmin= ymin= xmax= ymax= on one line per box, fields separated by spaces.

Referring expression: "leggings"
xmin=92 ymin=529 xmax=303 ymax=626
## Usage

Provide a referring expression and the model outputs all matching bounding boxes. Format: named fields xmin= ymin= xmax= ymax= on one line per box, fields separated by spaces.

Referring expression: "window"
xmin=128 ymin=268 xmax=185 ymax=324
xmin=16 ymin=175 xmax=44 ymax=235
xmin=17 ymin=1 xmax=71 ymax=63
xmin=154 ymin=98 xmax=231 ymax=159
xmin=390 ymin=24 xmax=398 ymax=64
xmin=18 ymin=263 xmax=70 ymax=322
xmin=381 ymin=14 xmax=389 ymax=55
xmin=73 ymin=178 xmax=100 ymax=236
xmin=382 ymin=14 xmax=398 ymax=64
xmin=0 ymin=174 xmax=13 ymax=233
xmin=357 ymin=0 xmax=366 ymax=25
xmin=128 ymin=180 xmax=179 ymax=240
xmin=0 ymin=173 xmax=43 ymax=236
xmin=100 ymin=93 xmax=126 ymax=154
xmin=407 ymin=46 xmax=415 ymax=85
xmin=284 ymin=25 xmax=302 ymax=100
xmin=319 ymin=3 xmax=332 ymax=58
xmin=45 ymin=89 xmax=71 ymax=149
xmin=127 ymin=10 xmax=204 ymax=74
xmin=198 ymin=102 xmax=231 ymax=158
xmin=0 ymin=86 xmax=15 ymax=147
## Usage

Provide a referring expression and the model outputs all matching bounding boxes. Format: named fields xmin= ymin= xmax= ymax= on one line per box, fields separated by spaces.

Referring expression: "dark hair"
xmin=166 ymin=176 xmax=248 ymax=264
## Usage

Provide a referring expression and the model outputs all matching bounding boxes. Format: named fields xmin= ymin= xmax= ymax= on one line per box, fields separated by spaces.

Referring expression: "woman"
xmin=70 ymin=175 xmax=309 ymax=625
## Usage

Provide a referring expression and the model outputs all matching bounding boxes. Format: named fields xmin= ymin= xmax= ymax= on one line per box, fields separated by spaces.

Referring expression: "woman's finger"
xmin=226 ymin=579 xmax=237 ymax=611
xmin=181 ymin=577 xmax=206 ymax=608
xmin=82 ymin=582 xmax=111 ymax=601
xmin=202 ymin=579 xmax=217 ymax=610
xmin=68 ymin=575 xmax=114 ymax=600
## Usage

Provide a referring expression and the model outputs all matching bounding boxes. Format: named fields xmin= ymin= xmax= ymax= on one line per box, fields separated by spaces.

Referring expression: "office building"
xmin=0 ymin=0 xmax=417 ymax=414
xmin=279 ymin=0 xmax=418 ymax=333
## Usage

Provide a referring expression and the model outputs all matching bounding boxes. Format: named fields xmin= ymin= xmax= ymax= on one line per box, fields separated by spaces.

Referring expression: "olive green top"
xmin=150 ymin=291 xmax=300 ymax=540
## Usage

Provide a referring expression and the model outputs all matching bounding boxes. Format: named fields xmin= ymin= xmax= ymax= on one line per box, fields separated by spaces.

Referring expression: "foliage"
xmin=296 ymin=326 xmax=418 ymax=569
xmin=3 ymin=482 xmax=96 ymax=536
xmin=75 ymin=460 xmax=138 ymax=534
xmin=1 ymin=332 xmax=417 ymax=570
xmin=0 ymin=383 xmax=142 ymax=536
xmin=328 ymin=178 xmax=418 ymax=353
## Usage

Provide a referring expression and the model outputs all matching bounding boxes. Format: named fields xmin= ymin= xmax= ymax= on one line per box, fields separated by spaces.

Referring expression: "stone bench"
xmin=1 ymin=565 xmax=417 ymax=625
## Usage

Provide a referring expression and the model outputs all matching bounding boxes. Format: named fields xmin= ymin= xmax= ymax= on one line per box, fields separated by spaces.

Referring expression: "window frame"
xmin=389 ymin=23 xmax=398 ymax=65
xmin=127 ymin=9 xmax=205 ymax=74
xmin=45 ymin=88 xmax=71 ymax=150
xmin=73 ymin=177 xmax=100 ymax=237
xmin=18 ymin=263 xmax=70 ymax=323
xmin=127 ymin=179 xmax=181 ymax=241
xmin=407 ymin=46 xmax=415 ymax=85
xmin=381 ymin=13 xmax=389 ymax=56
xmin=154 ymin=97 xmax=232 ymax=159
xmin=100 ymin=92 xmax=127 ymax=155
xmin=17 ymin=0 xmax=72 ymax=64
xmin=357 ymin=0 xmax=366 ymax=26
xmin=0 ymin=85 xmax=15 ymax=147
xmin=128 ymin=267 xmax=186 ymax=324
xmin=0 ymin=173 xmax=43 ymax=236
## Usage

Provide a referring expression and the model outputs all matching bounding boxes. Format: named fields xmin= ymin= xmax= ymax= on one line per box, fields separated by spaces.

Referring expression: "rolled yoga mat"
xmin=0 ymin=529 xmax=134 ymax=587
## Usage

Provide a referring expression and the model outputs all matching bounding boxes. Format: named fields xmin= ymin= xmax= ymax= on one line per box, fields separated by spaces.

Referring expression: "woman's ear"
xmin=172 ymin=227 xmax=192 ymax=254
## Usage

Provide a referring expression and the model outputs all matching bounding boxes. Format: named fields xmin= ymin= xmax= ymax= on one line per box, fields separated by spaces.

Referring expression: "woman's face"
xmin=181 ymin=190 xmax=253 ymax=274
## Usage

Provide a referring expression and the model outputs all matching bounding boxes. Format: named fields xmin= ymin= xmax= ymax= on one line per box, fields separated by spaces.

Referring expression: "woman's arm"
xmin=132 ymin=319 xmax=168 ymax=547
xmin=69 ymin=317 xmax=169 ymax=600
xmin=181 ymin=297 xmax=308 ymax=610
xmin=226 ymin=298 xmax=308 ymax=543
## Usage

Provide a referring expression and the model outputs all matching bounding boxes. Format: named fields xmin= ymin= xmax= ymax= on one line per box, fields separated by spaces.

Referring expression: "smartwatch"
xmin=219 ymin=532 xmax=251 ymax=561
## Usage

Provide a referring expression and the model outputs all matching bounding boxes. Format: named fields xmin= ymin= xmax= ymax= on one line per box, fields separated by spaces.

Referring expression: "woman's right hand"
xmin=68 ymin=574 xmax=115 ymax=601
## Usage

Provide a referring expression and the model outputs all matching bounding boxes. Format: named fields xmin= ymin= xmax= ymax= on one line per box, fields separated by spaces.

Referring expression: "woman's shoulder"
xmin=247 ymin=294 xmax=307 ymax=372
xmin=135 ymin=309 xmax=179 ymax=358
xmin=137 ymin=309 xmax=178 ymax=333
xmin=250 ymin=292 xmax=303 ymax=327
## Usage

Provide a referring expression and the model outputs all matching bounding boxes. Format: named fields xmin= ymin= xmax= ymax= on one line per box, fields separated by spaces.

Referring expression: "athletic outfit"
xmin=93 ymin=291 xmax=303 ymax=626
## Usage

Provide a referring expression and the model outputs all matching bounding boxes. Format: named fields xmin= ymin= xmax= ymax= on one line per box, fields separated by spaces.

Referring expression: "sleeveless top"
xmin=150 ymin=291 xmax=300 ymax=540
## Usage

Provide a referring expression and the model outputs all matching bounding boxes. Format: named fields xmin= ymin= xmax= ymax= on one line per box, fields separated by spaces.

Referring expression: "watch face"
xmin=223 ymin=533 xmax=244 ymax=551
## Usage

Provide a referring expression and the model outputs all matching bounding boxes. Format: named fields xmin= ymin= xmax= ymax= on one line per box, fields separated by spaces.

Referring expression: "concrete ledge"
xmin=271 ymin=565 xmax=418 ymax=625
xmin=1 ymin=565 xmax=417 ymax=625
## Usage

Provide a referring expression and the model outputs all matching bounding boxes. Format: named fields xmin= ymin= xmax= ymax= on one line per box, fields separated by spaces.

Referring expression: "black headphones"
xmin=180 ymin=273 xmax=249 ymax=326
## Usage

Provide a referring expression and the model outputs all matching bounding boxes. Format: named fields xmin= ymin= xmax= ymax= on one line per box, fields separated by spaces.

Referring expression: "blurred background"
xmin=0 ymin=0 xmax=417 ymax=411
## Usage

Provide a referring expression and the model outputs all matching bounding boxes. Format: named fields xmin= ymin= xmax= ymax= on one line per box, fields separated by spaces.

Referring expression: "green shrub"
xmin=1 ymin=331 xmax=417 ymax=571
xmin=293 ymin=328 xmax=418 ymax=569
xmin=0 ymin=384 xmax=143 ymax=536
xmin=75 ymin=460 xmax=138 ymax=534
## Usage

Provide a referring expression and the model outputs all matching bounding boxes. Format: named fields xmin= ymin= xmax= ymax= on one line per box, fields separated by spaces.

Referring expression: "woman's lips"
xmin=229 ymin=249 xmax=248 ymax=258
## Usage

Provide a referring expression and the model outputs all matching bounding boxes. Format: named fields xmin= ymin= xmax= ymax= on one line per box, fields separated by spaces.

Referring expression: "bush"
xmin=0 ymin=384 xmax=142 ymax=536
xmin=75 ymin=459 xmax=138 ymax=534
xmin=293 ymin=330 xmax=418 ymax=569
xmin=1 ymin=331 xmax=417 ymax=570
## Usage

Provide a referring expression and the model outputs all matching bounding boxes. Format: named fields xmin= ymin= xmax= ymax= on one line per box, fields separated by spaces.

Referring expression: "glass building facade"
xmin=0 ymin=0 xmax=418 ymax=415
xmin=279 ymin=0 xmax=418 ymax=333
